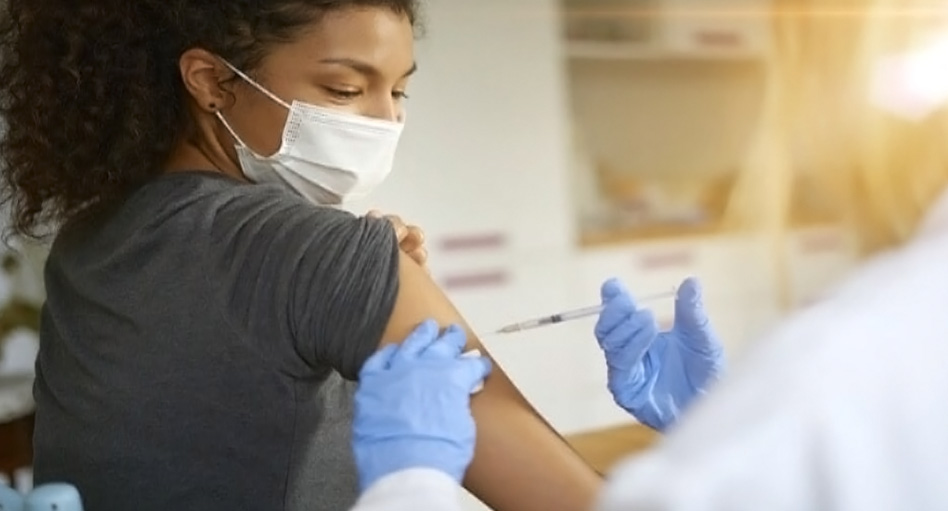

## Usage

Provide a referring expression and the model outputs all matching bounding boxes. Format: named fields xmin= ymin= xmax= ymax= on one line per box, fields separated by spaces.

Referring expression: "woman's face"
xmin=180 ymin=6 xmax=416 ymax=166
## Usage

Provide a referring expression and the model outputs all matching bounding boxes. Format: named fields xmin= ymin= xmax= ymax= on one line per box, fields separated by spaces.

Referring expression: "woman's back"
xmin=33 ymin=172 xmax=400 ymax=511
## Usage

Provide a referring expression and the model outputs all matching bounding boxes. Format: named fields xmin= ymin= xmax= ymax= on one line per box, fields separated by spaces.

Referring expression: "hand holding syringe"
xmin=492 ymin=287 xmax=677 ymax=335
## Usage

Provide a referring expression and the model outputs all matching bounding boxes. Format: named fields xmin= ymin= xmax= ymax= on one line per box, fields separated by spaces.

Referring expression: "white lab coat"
xmin=350 ymin=469 xmax=461 ymax=511
xmin=351 ymin=190 xmax=948 ymax=511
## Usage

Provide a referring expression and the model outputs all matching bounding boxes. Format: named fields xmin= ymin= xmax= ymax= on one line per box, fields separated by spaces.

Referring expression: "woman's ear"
xmin=178 ymin=48 xmax=234 ymax=113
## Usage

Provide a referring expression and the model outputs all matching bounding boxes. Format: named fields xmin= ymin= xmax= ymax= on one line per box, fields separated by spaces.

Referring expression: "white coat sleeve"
xmin=349 ymin=469 xmax=464 ymax=511
xmin=595 ymin=405 xmax=814 ymax=511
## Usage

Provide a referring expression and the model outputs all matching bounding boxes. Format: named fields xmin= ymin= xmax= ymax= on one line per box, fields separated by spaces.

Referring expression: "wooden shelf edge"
xmin=579 ymin=222 xmax=723 ymax=246
xmin=564 ymin=41 xmax=763 ymax=61
xmin=565 ymin=423 xmax=660 ymax=474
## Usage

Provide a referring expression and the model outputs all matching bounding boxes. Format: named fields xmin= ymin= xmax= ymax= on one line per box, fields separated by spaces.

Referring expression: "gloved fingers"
xmin=390 ymin=319 xmax=440 ymax=366
xmin=360 ymin=344 xmax=400 ymax=375
xmin=672 ymin=277 xmax=711 ymax=336
xmin=457 ymin=356 xmax=493 ymax=393
xmin=600 ymin=277 xmax=628 ymax=301
xmin=601 ymin=310 xmax=658 ymax=368
xmin=420 ymin=324 xmax=467 ymax=360
xmin=595 ymin=279 xmax=636 ymax=339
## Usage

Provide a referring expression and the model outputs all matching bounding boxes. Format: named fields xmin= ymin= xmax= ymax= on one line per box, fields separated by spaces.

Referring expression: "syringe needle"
xmin=492 ymin=288 xmax=677 ymax=335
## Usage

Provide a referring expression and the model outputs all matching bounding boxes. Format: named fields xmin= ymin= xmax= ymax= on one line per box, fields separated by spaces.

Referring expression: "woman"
xmin=345 ymin=0 xmax=948 ymax=509
xmin=0 ymin=2 xmax=608 ymax=511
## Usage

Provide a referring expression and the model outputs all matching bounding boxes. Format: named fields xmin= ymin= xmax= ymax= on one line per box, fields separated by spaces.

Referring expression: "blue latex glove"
xmin=594 ymin=277 xmax=724 ymax=431
xmin=352 ymin=320 xmax=492 ymax=492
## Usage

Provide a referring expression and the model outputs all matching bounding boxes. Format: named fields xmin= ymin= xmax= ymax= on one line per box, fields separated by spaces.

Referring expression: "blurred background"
xmin=350 ymin=0 xmax=854 ymax=431
xmin=0 ymin=0 xmax=862 ymax=507
xmin=346 ymin=2 xmax=858 ymax=507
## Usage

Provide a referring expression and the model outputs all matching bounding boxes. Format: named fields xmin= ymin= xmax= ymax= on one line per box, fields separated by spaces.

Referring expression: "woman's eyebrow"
xmin=319 ymin=58 xmax=418 ymax=78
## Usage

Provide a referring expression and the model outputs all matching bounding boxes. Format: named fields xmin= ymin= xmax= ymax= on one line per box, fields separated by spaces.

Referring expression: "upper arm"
xmin=216 ymin=191 xmax=599 ymax=511
xmin=213 ymin=191 xmax=399 ymax=380
xmin=378 ymin=251 xmax=602 ymax=511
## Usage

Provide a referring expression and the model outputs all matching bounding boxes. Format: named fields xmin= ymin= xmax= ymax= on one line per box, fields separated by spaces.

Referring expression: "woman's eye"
xmin=324 ymin=87 xmax=361 ymax=100
xmin=392 ymin=90 xmax=410 ymax=101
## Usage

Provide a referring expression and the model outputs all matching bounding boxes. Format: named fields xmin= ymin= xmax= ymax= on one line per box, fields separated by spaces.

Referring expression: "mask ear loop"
xmin=219 ymin=60 xmax=292 ymax=110
xmin=216 ymin=111 xmax=250 ymax=148
xmin=214 ymin=59 xmax=293 ymax=151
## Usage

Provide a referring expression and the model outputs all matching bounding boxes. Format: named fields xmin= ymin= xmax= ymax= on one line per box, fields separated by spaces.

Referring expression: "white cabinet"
xmin=574 ymin=235 xmax=779 ymax=351
xmin=783 ymin=226 xmax=858 ymax=307
xmin=563 ymin=0 xmax=771 ymax=60
xmin=349 ymin=0 xmax=576 ymax=256
xmin=661 ymin=0 xmax=771 ymax=58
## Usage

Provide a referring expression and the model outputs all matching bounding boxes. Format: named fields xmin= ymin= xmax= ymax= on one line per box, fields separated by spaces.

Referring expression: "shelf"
xmin=579 ymin=222 xmax=722 ymax=246
xmin=565 ymin=40 xmax=762 ymax=61
xmin=565 ymin=423 xmax=659 ymax=474
xmin=577 ymin=218 xmax=841 ymax=248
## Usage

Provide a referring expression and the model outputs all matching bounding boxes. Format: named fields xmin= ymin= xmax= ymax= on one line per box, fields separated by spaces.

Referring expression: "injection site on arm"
xmin=373 ymin=251 xmax=602 ymax=511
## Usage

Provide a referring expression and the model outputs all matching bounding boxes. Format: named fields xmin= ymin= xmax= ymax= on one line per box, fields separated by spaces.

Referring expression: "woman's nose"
xmin=363 ymin=96 xmax=401 ymax=123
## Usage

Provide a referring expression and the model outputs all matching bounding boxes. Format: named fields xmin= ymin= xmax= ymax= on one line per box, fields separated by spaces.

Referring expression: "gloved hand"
xmin=594 ymin=277 xmax=724 ymax=431
xmin=352 ymin=320 xmax=492 ymax=492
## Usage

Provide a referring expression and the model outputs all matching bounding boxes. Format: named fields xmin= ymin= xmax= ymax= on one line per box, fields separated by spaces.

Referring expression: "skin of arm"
xmin=377 ymin=251 xmax=603 ymax=511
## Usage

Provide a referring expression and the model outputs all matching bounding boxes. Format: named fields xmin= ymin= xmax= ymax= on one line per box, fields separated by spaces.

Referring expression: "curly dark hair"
xmin=0 ymin=0 xmax=420 ymax=238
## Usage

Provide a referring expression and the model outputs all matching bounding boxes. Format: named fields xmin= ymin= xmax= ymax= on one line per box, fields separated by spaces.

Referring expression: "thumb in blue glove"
xmin=352 ymin=320 xmax=492 ymax=492
xmin=594 ymin=277 xmax=724 ymax=431
xmin=670 ymin=277 xmax=724 ymax=379
xmin=595 ymin=279 xmax=659 ymax=372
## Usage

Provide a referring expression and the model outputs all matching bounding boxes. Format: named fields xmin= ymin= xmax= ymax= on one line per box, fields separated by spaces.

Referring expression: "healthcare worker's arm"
xmin=350 ymin=470 xmax=463 ymax=511
xmin=378 ymin=253 xmax=602 ymax=511
xmin=349 ymin=322 xmax=486 ymax=511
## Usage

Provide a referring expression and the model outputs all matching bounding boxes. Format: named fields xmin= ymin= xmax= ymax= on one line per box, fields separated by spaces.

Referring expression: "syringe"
xmin=493 ymin=288 xmax=677 ymax=335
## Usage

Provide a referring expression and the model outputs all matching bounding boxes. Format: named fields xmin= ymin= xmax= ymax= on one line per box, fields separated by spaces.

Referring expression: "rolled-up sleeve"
xmin=210 ymin=188 xmax=399 ymax=379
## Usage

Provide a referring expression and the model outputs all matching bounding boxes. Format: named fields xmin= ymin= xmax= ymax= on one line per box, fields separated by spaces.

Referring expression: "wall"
xmin=347 ymin=0 xmax=576 ymax=254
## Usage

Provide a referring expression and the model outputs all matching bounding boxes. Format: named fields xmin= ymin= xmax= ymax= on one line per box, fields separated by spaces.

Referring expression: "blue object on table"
xmin=0 ymin=483 xmax=83 ymax=511
xmin=0 ymin=483 xmax=24 ymax=511
xmin=24 ymin=484 xmax=83 ymax=511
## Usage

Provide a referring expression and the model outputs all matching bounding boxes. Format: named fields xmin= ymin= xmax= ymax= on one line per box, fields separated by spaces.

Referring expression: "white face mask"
xmin=215 ymin=61 xmax=405 ymax=205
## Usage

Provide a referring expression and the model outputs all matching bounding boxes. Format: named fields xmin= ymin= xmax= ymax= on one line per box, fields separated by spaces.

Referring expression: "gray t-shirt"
xmin=32 ymin=172 xmax=400 ymax=511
